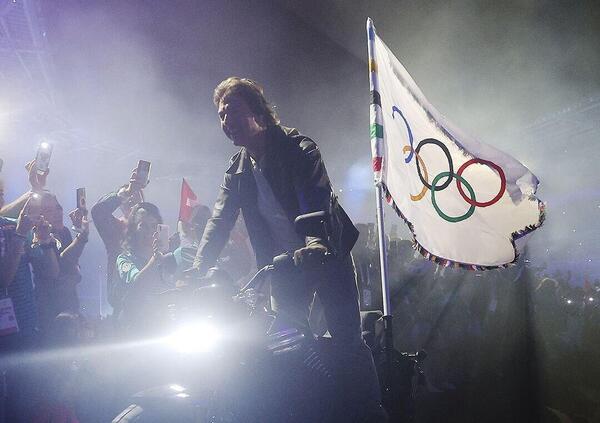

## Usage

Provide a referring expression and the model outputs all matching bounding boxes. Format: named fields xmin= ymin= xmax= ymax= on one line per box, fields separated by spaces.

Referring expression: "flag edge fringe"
xmin=381 ymin=183 xmax=546 ymax=271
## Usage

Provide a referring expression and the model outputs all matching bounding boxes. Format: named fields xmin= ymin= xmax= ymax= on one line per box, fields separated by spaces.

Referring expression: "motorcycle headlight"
xmin=165 ymin=321 xmax=221 ymax=354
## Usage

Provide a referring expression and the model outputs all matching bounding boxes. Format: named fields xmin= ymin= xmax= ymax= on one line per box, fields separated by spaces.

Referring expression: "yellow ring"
xmin=403 ymin=145 xmax=428 ymax=201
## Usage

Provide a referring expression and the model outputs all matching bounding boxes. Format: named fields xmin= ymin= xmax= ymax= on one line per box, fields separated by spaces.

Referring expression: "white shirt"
xmin=251 ymin=157 xmax=305 ymax=254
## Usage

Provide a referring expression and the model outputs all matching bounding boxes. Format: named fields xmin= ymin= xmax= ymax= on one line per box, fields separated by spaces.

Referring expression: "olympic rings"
xmin=415 ymin=138 xmax=454 ymax=191
xmin=390 ymin=104 xmax=507 ymax=223
xmin=431 ymin=171 xmax=476 ymax=223
xmin=392 ymin=106 xmax=414 ymax=163
xmin=456 ymin=158 xmax=506 ymax=207
xmin=403 ymin=145 xmax=429 ymax=201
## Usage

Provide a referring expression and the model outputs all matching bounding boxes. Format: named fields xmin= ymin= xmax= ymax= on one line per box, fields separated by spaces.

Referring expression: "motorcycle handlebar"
xmin=239 ymin=253 xmax=296 ymax=293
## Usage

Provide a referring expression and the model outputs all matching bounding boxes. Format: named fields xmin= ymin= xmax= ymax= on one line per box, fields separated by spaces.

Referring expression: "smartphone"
xmin=157 ymin=224 xmax=170 ymax=253
xmin=136 ymin=160 xmax=151 ymax=186
xmin=76 ymin=188 xmax=87 ymax=210
xmin=35 ymin=142 xmax=53 ymax=175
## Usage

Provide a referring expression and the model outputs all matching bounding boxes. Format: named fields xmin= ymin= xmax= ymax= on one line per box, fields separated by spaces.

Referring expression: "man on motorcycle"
xmin=191 ymin=77 xmax=386 ymax=422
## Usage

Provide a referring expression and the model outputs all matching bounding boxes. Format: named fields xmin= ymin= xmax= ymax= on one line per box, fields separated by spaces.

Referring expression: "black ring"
xmin=415 ymin=138 xmax=454 ymax=191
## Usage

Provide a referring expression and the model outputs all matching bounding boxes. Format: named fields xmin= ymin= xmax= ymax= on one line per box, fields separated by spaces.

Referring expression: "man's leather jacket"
xmin=193 ymin=125 xmax=359 ymax=273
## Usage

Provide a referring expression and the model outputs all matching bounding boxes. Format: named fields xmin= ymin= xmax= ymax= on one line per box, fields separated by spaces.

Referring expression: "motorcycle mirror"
xmin=294 ymin=211 xmax=329 ymax=238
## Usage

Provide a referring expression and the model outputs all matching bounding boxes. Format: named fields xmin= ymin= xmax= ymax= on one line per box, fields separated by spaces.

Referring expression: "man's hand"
xmin=151 ymin=232 xmax=164 ymax=264
xmin=293 ymin=242 xmax=329 ymax=267
xmin=26 ymin=160 xmax=48 ymax=192
xmin=68 ymin=208 xmax=89 ymax=233
xmin=118 ymin=168 xmax=147 ymax=199
xmin=80 ymin=215 xmax=90 ymax=236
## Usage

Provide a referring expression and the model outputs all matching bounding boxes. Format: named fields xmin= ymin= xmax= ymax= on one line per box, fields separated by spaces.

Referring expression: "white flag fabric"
xmin=367 ymin=19 xmax=544 ymax=270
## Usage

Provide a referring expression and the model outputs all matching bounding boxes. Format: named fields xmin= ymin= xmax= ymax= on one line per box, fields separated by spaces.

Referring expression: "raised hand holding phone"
xmin=69 ymin=188 xmax=89 ymax=233
xmin=135 ymin=160 xmax=151 ymax=189
xmin=35 ymin=141 xmax=53 ymax=175
xmin=26 ymin=160 xmax=49 ymax=192
xmin=76 ymin=188 xmax=87 ymax=212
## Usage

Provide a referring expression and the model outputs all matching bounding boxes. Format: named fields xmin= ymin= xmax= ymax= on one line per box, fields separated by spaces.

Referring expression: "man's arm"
xmin=117 ymin=252 xmax=160 ymax=292
xmin=291 ymin=137 xmax=356 ymax=262
xmin=60 ymin=213 xmax=89 ymax=269
xmin=90 ymin=191 xmax=124 ymax=249
xmin=193 ymin=174 xmax=241 ymax=274
xmin=2 ymin=198 xmax=40 ymax=287
xmin=0 ymin=192 xmax=31 ymax=218
xmin=0 ymin=160 xmax=49 ymax=218
xmin=293 ymin=138 xmax=334 ymax=215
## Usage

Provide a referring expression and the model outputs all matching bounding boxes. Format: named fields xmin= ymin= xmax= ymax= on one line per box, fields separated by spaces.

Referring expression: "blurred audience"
xmin=353 ymin=228 xmax=600 ymax=423
xmin=1 ymin=154 xmax=599 ymax=422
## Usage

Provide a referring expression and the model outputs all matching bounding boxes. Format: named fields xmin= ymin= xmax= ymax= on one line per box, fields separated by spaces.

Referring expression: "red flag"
xmin=179 ymin=178 xmax=199 ymax=223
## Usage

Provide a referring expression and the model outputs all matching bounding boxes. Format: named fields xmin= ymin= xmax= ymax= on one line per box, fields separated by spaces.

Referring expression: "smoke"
xmin=1 ymin=0 xmax=598 ymax=315
xmin=285 ymin=0 xmax=600 ymax=282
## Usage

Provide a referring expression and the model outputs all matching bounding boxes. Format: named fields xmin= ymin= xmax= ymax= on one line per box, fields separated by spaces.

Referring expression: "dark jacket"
xmin=193 ymin=125 xmax=358 ymax=273
xmin=90 ymin=191 xmax=126 ymax=309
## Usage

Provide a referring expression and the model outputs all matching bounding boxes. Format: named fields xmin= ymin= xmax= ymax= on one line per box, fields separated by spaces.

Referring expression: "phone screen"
xmin=76 ymin=188 xmax=87 ymax=210
xmin=136 ymin=160 xmax=151 ymax=186
xmin=35 ymin=142 xmax=53 ymax=175
xmin=157 ymin=224 xmax=169 ymax=253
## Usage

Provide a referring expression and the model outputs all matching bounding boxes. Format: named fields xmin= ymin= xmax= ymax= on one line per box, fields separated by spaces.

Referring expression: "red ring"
xmin=456 ymin=158 xmax=506 ymax=207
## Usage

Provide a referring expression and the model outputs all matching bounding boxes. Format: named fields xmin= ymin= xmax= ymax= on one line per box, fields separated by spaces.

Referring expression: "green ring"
xmin=431 ymin=171 xmax=476 ymax=223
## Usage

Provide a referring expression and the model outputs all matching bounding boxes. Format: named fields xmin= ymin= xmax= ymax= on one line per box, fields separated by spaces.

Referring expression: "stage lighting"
xmin=165 ymin=321 xmax=221 ymax=354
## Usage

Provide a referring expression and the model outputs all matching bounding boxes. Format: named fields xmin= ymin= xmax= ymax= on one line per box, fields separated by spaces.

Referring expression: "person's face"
xmin=120 ymin=190 xmax=143 ymax=219
xmin=218 ymin=95 xmax=265 ymax=147
xmin=134 ymin=208 xmax=159 ymax=247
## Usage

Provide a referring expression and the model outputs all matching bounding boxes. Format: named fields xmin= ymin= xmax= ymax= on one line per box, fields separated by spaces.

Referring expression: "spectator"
xmin=115 ymin=202 xmax=175 ymax=330
xmin=30 ymin=192 xmax=89 ymax=333
xmin=0 ymin=160 xmax=52 ymax=345
xmin=90 ymin=169 xmax=145 ymax=315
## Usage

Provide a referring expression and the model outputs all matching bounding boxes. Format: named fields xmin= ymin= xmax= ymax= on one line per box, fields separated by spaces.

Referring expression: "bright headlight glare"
xmin=165 ymin=321 xmax=221 ymax=353
xmin=169 ymin=384 xmax=185 ymax=392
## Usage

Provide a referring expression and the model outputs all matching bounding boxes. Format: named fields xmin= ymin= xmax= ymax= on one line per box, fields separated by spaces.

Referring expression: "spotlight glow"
xmin=165 ymin=321 xmax=221 ymax=353
xmin=169 ymin=384 xmax=185 ymax=392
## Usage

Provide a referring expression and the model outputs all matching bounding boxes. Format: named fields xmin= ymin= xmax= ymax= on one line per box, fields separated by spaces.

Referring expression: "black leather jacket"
xmin=193 ymin=125 xmax=358 ymax=273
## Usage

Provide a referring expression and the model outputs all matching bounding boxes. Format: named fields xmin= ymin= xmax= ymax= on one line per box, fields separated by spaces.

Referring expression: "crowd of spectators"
xmin=354 ymin=227 xmax=600 ymax=423
xmin=0 ymin=158 xmax=250 ymax=421
xmin=1 ymin=157 xmax=598 ymax=422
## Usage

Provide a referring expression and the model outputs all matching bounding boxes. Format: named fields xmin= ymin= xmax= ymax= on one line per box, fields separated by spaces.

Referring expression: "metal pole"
xmin=367 ymin=17 xmax=395 ymax=406
xmin=367 ymin=17 xmax=392 ymax=324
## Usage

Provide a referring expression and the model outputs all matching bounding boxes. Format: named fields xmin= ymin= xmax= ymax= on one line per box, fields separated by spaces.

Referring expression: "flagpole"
xmin=367 ymin=17 xmax=395 ymax=403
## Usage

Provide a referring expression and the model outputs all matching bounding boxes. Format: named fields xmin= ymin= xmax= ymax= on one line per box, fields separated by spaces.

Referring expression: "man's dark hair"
xmin=213 ymin=77 xmax=279 ymax=127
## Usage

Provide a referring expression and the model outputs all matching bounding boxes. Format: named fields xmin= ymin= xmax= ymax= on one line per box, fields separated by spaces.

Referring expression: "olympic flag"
xmin=367 ymin=19 xmax=544 ymax=270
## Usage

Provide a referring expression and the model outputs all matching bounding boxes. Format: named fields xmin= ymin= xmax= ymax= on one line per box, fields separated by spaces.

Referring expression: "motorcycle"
xmin=111 ymin=211 xmax=426 ymax=422
xmin=112 ymin=212 xmax=339 ymax=422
